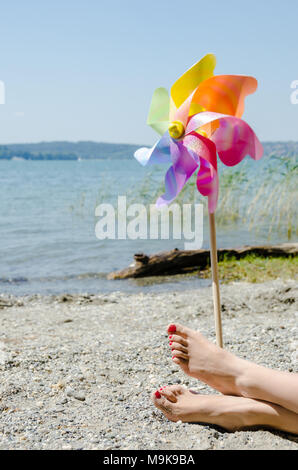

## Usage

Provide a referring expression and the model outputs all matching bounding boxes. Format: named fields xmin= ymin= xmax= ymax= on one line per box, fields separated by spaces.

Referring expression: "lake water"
xmin=0 ymin=157 xmax=295 ymax=295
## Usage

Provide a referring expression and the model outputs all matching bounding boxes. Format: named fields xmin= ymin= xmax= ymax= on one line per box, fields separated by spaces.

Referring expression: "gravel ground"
xmin=0 ymin=279 xmax=297 ymax=450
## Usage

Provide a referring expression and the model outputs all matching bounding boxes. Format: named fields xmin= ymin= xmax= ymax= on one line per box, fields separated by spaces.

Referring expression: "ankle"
xmin=203 ymin=396 xmax=253 ymax=431
xmin=218 ymin=350 xmax=248 ymax=396
xmin=235 ymin=361 xmax=261 ymax=398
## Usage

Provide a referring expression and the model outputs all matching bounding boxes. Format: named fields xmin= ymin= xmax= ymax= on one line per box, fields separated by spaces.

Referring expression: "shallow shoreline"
xmin=0 ymin=279 xmax=297 ymax=450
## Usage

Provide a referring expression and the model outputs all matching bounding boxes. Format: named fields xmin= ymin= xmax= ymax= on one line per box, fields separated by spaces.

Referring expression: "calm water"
xmin=0 ymin=158 xmax=293 ymax=295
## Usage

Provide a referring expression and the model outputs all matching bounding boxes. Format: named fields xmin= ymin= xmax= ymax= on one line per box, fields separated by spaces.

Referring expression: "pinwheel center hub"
xmin=168 ymin=121 xmax=185 ymax=139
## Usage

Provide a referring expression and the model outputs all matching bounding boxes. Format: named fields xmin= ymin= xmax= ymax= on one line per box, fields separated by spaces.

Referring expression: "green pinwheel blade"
xmin=147 ymin=87 xmax=170 ymax=135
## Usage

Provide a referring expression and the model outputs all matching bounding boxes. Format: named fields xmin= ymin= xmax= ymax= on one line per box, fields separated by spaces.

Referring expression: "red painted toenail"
xmin=155 ymin=391 xmax=161 ymax=398
xmin=169 ymin=341 xmax=173 ymax=346
xmin=168 ymin=324 xmax=176 ymax=333
xmin=169 ymin=335 xmax=173 ymax=339
xmin=172 ymin=355 xmax=176 ymax=359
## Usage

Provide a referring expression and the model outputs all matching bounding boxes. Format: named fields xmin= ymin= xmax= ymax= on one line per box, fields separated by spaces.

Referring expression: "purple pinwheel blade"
xmin=156 ymin=140 xmax=198 ymax=207
xmin=134 ymin=132 xmax=172 ymax=166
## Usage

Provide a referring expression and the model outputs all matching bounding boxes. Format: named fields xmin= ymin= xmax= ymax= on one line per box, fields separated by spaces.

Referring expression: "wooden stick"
xmin=208 ymin=212 xmax=223 ymax=348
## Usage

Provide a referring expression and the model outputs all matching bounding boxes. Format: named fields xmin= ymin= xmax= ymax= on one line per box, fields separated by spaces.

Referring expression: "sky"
xmin=0 ymin=0 xmax=297 ymax=145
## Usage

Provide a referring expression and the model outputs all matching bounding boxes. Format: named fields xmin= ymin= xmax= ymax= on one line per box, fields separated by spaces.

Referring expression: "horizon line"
xmin=1 ymin=139 xmax=298 ymax=147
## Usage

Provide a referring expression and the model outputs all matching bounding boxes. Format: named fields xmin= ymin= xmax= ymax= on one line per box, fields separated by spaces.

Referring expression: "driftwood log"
xmin=107 ymin=243 xmax=298 ymax=280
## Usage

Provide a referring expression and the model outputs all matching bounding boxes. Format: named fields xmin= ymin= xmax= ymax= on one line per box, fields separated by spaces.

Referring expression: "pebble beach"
xmin=0 ymin=278 xmax=297 ymax=450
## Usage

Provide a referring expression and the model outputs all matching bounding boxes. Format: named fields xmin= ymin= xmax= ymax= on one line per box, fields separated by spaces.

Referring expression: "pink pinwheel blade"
xmin=196 ymin=157 xmax=219 ymax=213
xmin=186 ymin=112 xmax=263 ymax=167
xmin=183 ymin=132 xmax=218 ymax=213
xmin=170 ymin=93 xmax=194 ymax=127
xmin=210 ymin=117 xmax=263 ymax=167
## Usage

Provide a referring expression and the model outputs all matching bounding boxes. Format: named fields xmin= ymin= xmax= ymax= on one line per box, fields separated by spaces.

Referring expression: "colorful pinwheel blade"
xmin=170 ymin=54 xmax=216 ymax=109
xmin=183 ymin=132 xmax=219 ymax=213
xmin=134 ymin=132 xmax=172 ymax=166
xmin=170 ymin=93 xmax=194 ymax=127
xmin=147 ymin=87 xmax=170 ymax=136
xmin=186 ymin=112 xmax=263 ymax=166
xmin=192 ymin=75 xmax=258 ymax=118
xmin=196 ymin=158 xmax=219 ymax=213
xmin=212 ymin=117 xmax=263 ymax=166
xmin=156 ymin=141 xmax=198 ymax=207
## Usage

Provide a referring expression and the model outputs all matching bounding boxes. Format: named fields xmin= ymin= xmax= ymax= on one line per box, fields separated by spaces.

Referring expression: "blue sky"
xmin=0 ymin=0 xmax=297 ymax=145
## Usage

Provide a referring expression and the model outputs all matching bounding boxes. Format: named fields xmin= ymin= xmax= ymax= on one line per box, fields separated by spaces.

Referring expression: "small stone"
xmin=57 ymin=398 xmax=68 ymax=405
xmin=54 ymin=406 xmax=65 ymax=413
xmin=52 ymin=381 xmax=65 ymax=390
xmin=172 ymin=378 xmax=181 ymax=384
xmin=73 ymin=392 xmax=86 ymax=401
xmin=65 ymin=387 xmax=74 ymax=397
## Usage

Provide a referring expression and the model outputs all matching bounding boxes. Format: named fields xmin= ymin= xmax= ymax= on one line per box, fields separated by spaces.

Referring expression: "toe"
xmin=160 ymin=386 xmax=178 ymax=403
xmin=169 ymin=341 xmax=188 ymax=354
xmin=165 ymin=384 xmax=186 ymax=396
xmin=152 ymin=390 xmax=173 ymax=412
xmin=167 ymin=323 xmax=177 ymax=334
xmin=152 ymin=389 xmax=164 ymax=404
xmin=151 ymin=389 xmax=180 ymax=422
xmin=168 ymin=334 xmax=188 ymax=347
xmin=167 ymin=323 xmax=192 ymax=339
xmin=172 ymin=356 xmax=188 ymax=368
xmin=172 ymin=349 xmax=188 ymax=361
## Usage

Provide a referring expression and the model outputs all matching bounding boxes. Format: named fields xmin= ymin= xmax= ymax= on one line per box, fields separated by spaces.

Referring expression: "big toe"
xmin=167 ymin=323 xmax=192 ymax=338
xmin=151 ymin=389 xmax=180 ymax=422
xmin=152 ymin=390 xmax=172 ymax=410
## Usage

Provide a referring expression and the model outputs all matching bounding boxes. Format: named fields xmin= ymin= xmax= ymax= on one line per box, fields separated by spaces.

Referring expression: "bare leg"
xmin=152 ymin=385 xmax=298 ymax=434
xmin=167 ymin=323 xmax=298 ymax=414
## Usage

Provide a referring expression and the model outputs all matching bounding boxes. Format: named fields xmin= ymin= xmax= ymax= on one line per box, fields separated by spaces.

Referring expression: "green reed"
xmin=129 ymin=153 xmax=297 ymax=240
xmin=247 ymin=154 xmax=297 ymax=240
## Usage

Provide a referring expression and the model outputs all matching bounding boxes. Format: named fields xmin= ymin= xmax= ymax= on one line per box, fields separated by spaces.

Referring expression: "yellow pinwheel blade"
xmin=147 ymin=87 xmax=170 ymax=135
xmin=171 ymin=53 xmax=216 ymax=108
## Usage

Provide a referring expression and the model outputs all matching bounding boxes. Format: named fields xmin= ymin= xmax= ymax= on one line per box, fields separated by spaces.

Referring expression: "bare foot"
xmin=152 ymin=385 xmax=251 ymax=431
xmin=152 ymin=385 xmax=298 ymax=434
xmin=167 ymin=323 xmax=247 ymax=395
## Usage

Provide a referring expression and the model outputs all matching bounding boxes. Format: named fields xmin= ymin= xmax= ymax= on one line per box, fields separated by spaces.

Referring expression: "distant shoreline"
xmin=1 ymin=156 xmax=131 ymax=161
xmin=0 ymin=141 xmax=297 ymax=161
xmin=0 ymin=141 xmax=141 ymax=161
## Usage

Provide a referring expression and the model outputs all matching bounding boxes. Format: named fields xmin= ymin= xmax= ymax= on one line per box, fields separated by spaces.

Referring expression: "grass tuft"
xmin=198 ymin=254 xmax=298 ymax=283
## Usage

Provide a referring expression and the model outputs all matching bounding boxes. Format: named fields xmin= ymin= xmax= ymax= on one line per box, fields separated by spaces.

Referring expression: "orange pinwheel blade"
xmin=192 ymin=75 xmax=258 ymax=118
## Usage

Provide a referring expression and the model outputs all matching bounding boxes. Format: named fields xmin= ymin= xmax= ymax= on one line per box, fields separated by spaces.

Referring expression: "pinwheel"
xmin=134 ymin=54 xmax=263 ymax=347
